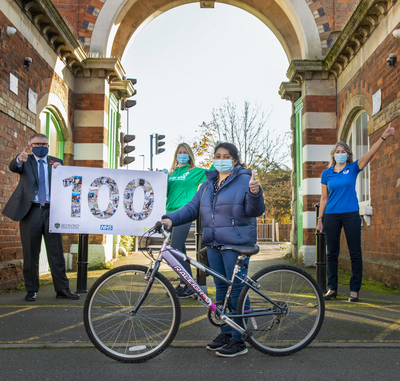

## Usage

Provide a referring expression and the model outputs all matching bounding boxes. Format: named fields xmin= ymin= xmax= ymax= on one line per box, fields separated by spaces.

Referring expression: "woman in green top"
xmin=167 ymin=143 xmax=207 ymax=298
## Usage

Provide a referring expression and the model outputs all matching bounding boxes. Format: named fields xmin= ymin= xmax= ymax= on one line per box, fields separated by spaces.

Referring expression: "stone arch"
xmin=85 ymin=0 xmax=323 ymax=62
xmin=338 ymin=93 xmax=372 ymax=141
xmin=36 ymin=92 xmax=72 ymax=145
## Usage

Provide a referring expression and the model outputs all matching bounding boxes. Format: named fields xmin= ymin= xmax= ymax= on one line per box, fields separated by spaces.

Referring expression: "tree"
xmin=257 ymin=164 xmax=292 ymax=224
xmin=193 ymin=98 xmax=288 ymax=168
xmin=192 ymin=98 xmax=291 ymax=223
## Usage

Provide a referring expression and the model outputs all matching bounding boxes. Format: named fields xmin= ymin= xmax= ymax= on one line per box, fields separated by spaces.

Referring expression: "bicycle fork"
xmin=130 ymin=261 xmax=158 ymax=314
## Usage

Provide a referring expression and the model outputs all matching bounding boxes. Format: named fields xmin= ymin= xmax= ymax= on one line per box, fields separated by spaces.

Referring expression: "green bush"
xmin=120 ymin=235 xmax=135 ymax=253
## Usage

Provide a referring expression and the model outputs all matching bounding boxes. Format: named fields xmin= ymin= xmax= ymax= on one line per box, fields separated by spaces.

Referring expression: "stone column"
xmin=299 ymin=72 xmax=337 ymax=266
xmin=68 ymin=59 xmax=134 ymax=267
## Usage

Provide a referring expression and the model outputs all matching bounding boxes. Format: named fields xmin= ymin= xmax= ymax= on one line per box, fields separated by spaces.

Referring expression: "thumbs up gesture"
xmin=18 ymin=146 xmax=29 ymax=163
xmin=382 ymin=122 xmax=395 ymax=139
xmin=249 ymin=173 xmax=260 ymax=194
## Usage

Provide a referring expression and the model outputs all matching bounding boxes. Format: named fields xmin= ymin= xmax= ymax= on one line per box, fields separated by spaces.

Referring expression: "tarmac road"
xmin=0 ymin=347 xmax=399 ymax=381
xmin=1 ymin=243 xmax=399 ymax=380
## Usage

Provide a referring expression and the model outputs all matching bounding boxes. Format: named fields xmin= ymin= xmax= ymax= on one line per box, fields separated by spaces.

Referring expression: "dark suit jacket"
xmin=2 ymin=154 xmax=63 ymax=221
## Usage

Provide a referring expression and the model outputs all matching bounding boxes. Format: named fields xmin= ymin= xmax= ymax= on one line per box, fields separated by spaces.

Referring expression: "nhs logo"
xmin=100 ymin=225 xmax=113 ymax=231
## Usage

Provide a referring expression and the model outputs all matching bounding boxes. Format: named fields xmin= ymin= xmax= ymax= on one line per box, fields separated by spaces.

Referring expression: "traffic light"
xmin=120 ymin=132 xmax=135 ymax=166
xmin=155 ymin=134 xmax=165 ymax=154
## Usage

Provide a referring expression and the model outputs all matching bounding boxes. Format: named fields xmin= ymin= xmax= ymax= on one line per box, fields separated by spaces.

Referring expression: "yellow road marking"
xmin=179 ymin=314 xmax=208 ymax=328
xmin=375 ymin=318 xmax=400 ymax=341
xmin=13 ymin=321 xmax=85 ymax=344
xmin=0 ymin=306 xmax=39 ymax=318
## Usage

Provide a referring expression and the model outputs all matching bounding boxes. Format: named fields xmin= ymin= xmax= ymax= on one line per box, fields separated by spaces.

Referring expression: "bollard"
xmin=315 ymin=203 xmax=327 ymax=293
xmin=76 ymin=233 xmax=89 ymax=294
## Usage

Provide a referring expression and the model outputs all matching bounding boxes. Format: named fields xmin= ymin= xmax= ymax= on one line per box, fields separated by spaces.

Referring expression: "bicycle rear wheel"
xmin=84 ymin=265 xmax=181 ymax=363
xmin=236 ymin=264 xmax=324 ymax=356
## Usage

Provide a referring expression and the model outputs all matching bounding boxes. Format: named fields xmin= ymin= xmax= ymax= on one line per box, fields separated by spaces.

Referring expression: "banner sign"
xmin=49 ymin=166 xmax=167 ymax=235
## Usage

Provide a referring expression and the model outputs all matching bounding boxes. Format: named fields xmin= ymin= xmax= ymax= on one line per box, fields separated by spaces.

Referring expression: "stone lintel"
xmin=110 ymin=80 xmax=136 ymax=100
xmin=370 ymin=97 xmax=400 ymax=135
xmin=279 ymin=82 xmax=302 ymax=102
xmin=286 ymin=60 xmax=328 ymax=82
xmin=76 ymin=58 xmax=126 ymax=81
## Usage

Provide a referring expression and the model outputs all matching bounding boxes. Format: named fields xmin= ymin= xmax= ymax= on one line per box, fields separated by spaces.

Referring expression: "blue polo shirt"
xmin=321 ymin=160 xmax=362 ymax=214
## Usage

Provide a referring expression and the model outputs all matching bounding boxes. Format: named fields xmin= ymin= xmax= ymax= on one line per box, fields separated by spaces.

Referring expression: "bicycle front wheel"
xmin=236 ymin=265 xmax=324 ymax=356
xmin=84 ymin=265 xmax=181 ymax=363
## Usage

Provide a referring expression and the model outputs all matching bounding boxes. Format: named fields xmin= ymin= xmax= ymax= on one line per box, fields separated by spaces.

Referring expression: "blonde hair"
xmin=329 ymin=141 xmax=354 ymax=167
xmin=169 ymin=143 xmax=196 ymax=173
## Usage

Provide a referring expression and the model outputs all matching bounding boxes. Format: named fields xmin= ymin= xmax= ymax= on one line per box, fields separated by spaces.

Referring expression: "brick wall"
xmin=336 ymin=23 xmax=400 ymax=287
xmin=0 ymin=12 xmax=76 ymax=290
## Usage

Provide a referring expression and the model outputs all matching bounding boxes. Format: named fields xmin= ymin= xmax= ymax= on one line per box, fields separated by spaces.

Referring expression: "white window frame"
xmin=346 ymin=111 xmax=371 ymax=213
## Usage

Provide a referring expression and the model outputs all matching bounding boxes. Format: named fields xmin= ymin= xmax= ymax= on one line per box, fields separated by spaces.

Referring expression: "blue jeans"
xmin=207 ymin=247 xmax=249 ymax=342
xmin=324 ymin=211 xmax=362 ymax=293
xmin=170 ymin=222 xmax=193 ymax=283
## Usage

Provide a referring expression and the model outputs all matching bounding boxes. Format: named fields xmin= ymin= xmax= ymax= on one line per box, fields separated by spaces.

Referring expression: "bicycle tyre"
xmin=236 ymin=264 xmax=324 ymax=356
xmin=84 ymin=264 xmax=181 ymax=363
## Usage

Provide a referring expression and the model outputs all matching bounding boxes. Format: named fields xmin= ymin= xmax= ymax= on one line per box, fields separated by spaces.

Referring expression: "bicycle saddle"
xmin=219 ymin=244 xmax=259 ymax=256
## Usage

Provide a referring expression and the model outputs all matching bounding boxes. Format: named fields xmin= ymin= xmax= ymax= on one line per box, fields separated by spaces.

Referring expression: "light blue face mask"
xmin=176 ymin=154 xmax=190 ymax=164
xmin=334 ymin=153 xmax=348 ymax=165
xmin=213 ymin=159 xmax=234 ymax=173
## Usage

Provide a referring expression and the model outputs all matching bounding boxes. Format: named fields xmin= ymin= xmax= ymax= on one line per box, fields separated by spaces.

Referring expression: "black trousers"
xmin=324 ymin=211 xmax=363 ymax=293
xmin=19 ymin=206 xmax=69 ymax=293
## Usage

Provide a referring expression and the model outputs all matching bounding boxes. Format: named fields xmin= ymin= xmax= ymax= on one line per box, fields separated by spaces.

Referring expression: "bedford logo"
xmin=54 ymin=223 xmax=60 ymax=229
xmin=61 ymin=224 xmax=80 ymax=229
xmin=100 ymin=225 xmax=113 ymax=231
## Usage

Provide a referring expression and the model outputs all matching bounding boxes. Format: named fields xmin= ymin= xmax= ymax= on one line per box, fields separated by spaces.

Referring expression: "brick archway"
xmin=80 ymin=0 xmax=324 ymax=61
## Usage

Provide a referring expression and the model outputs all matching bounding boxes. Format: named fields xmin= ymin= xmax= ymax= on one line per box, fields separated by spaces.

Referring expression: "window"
xmin=39 ymin=108 xmax=64 ymax=160
xmin=347 ymin=111 xmax=369 ymax=205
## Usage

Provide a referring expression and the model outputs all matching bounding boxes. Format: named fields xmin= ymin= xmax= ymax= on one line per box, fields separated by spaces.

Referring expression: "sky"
xmin=120 ymin=2 xmax=292 ymax=171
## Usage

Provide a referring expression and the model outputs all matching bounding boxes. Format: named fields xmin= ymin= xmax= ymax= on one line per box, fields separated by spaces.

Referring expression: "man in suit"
xmin=3 ymin=133 xmax=79 ymax=301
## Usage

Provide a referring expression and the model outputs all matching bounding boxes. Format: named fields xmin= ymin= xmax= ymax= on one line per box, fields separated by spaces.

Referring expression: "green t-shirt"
xmin=166 ymin=165 xmax=207 ymax=213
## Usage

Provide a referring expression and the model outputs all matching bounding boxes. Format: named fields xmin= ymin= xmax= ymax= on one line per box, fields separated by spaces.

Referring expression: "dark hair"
xmin=214 ymin=142 xmax=244 ymax=167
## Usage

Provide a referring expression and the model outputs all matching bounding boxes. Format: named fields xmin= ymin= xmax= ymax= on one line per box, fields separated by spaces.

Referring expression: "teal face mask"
xmin=213 ymin=159 xmax=233 ymax=173
xmin=334 ymin=153 xmax=347 ymax=164
xmin=176 ymin=154 xmax=190 ymax=164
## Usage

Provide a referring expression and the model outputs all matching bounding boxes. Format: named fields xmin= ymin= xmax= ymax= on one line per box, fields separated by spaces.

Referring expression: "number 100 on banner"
xmin=49 ymin=166 xmax=167 ymax=235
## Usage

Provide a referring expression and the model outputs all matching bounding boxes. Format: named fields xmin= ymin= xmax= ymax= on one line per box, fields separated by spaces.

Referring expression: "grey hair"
xmin=30 ymin=133 xmax=49 ymax=144
xmin=328 ymin=141 xmax=353 ymax=167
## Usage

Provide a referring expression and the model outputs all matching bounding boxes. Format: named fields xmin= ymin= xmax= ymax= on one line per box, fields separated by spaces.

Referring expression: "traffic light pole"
xmin=150 ymin=134 xmax=154 ymax=171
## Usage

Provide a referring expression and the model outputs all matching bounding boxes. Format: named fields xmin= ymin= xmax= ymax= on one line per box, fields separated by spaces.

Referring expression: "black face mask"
xmin=32 ymin=146 xmax=49 ymax=158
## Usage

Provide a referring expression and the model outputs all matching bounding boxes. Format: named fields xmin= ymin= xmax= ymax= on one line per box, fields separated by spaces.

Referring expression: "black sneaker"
xmin=174 ymin=285 xmax=185 ymax=294
xmin=206 ymin=333 xmax=232 ymax=351
xmin=177 ymin=286 xmax=195 ymax=299
xmin=216 ymin=338 xmax=248 ymax=357
xmin=166 ymin=285 xmax=184 ymax=297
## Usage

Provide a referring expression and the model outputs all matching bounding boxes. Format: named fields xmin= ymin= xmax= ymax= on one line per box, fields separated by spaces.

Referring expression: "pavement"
xmin=1 ymin=242 xmax=400 ymax=351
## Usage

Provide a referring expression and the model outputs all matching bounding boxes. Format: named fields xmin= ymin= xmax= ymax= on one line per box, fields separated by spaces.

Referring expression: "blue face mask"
xmin=334 ymin=153 xmax=347 ymax=165
xmin=176 ymin=154 xmax=190 ymax=164
xmin=32 ymin=146 xmax=49 ymax=158
xmin=214 ymin=159 xmax=234 ymax=173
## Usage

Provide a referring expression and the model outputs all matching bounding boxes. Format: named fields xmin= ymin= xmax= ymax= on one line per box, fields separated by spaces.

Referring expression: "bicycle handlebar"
xmin=154 ymin=221 xmax=169 ymax=239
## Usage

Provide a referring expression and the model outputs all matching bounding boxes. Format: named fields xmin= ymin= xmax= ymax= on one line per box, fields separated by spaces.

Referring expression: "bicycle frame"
xmin=134 ymin=240 xmax=286 ymax=338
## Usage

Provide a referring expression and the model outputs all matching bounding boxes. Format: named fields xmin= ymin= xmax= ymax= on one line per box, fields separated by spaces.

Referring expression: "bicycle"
xmin=84 ymin=221 xmax=325 ymax=362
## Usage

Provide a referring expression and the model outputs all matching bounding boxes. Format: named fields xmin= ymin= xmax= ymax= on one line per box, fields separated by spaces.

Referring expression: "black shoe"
xmin=56 ymin=289 xmax=80 ymax=300
xmin=215 ymin=338 xmax=248 ymax=358
xmin=206 ymin=333 xmax=232 ymax=351
xmin=25 ymin=292 xmax=37 ymax=302
xmin=323 ymin=290 xmax=337 ymax=300
xmin=348 ymin=292 xmax=359 ymax=303
xmin=174 ymin=284 xmax=185 ymax=294
xmin=177 ymin=286 xmax=195 ymax=299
